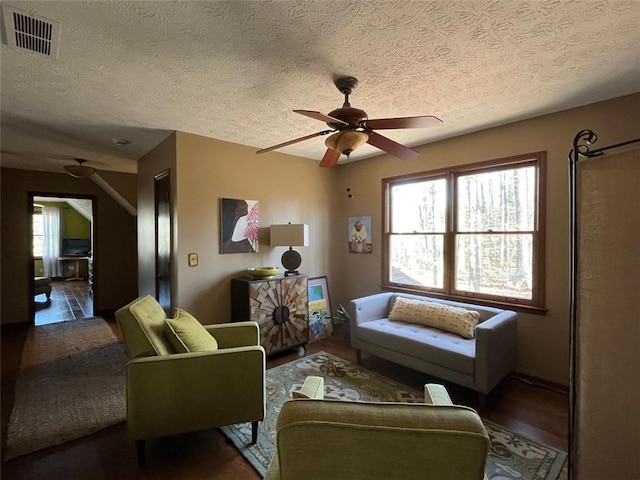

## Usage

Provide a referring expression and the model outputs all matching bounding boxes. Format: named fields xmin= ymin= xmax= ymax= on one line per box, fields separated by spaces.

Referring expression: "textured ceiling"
xmin=1 ymin=0 xmax=639 ymax=174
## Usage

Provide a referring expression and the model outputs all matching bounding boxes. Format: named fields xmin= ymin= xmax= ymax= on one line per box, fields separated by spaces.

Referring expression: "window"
xmin=383 ymin=152 xmax=545 ymax=310
xmin=33 ymin=212 xmax=44 ymax=257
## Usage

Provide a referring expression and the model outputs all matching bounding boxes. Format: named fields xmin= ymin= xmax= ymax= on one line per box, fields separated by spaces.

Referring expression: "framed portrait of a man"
xmin=348 ymin=216 xmax=372 ymax=253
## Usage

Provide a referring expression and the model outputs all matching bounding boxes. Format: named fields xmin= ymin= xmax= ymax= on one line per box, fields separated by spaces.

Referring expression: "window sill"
xmin=380 ymin=285 xmax=547 ymax=315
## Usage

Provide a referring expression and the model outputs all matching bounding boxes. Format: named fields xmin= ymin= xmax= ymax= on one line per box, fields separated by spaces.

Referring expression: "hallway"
xmin=34 ymin=280 xmax=92 ymax=325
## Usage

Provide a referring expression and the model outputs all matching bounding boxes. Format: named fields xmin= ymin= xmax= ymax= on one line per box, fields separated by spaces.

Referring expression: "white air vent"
xmin=2 ymin=5 xmax=61 ymax=58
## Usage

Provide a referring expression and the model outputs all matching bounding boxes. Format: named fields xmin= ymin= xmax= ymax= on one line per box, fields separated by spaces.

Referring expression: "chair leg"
xmin=356 ymin=349 xmax=362 ymax=364
xmin=135 ymin=439 xmax=145 ymax=464
xmin=251 ymin=421 xmax=259 ymax=444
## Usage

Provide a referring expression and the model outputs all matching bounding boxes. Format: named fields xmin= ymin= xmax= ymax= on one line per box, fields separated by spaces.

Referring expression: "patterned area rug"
xmin=221 ymin=351 xmax=566 ymax=479
xmin=4 ymin=318 xmax=127 ymax=460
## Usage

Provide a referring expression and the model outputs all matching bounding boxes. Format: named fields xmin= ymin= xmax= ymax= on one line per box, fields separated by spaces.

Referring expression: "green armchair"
xmin=115 ymin=295 xmax=266 ymax=461
xmin=265 ymin=382 xmax=490 ymax=480
xmin=34 ymin=276 xmax=52 ymax=300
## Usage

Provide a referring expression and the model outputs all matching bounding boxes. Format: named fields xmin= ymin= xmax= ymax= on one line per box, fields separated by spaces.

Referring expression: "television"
xmin=62 ymin=238 xmax=91 ymax=256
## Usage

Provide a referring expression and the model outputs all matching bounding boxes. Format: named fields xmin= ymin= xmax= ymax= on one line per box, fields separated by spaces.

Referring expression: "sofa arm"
xmin=475 ymin=310 xmax=517 ymax=394
xmin=351 ymin=292 xmax=394 ymax=327
xmin=424 ymin=383 xmax=454 ymax=405
xmin=126 ymin=345 xmax=265 ymax=440
xmin=293 ymin=376 xmax=325 ymax=399
xmin=204 ymin=321 xmax=260 ymax=348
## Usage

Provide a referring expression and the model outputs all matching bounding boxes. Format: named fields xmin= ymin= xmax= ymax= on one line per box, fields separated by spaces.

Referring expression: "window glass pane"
xmin=390 ymin=234 xmax=444 ymax=288
xmin=33 ymin=214 xmax=44 ymax=257
xmin=455 ymin=234 xmax=533 ymax=299
xmin=391 ymin=179 xmax=446 ymax=233
xmin=457 ymin=166 xmax=535 ymax=232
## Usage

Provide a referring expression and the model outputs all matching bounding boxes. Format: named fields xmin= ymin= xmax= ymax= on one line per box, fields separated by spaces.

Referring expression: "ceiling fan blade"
xmin=362 ymin=115 xmax=443 ymax=130
xmin=256 ymin=130 xmax=334 ymax=154
xmin=294 ymin=110 xmax=349 ymax=126
xmin=366 ymin=131 xmax=419 ymax=160
xmin=319 ymin=148 xmax=341 ymax=168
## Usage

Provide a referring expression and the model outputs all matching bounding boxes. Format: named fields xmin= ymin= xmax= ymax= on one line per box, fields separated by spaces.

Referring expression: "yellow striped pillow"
xmin=389 ymin=297 xmax=480 ymax=339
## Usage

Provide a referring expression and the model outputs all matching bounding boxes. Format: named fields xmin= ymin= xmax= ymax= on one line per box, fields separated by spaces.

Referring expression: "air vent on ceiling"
xmin=2 ymin=5 xmax=61 ymax=58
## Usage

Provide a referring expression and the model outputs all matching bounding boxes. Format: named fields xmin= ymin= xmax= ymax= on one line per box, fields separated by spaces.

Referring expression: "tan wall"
xmin=137 ymin=132 xmax=339 ymax=323
xmin=0 ymin=168 xmax=138 ymax=323
xmin=332 ymin=93 xmax=640 ymax=385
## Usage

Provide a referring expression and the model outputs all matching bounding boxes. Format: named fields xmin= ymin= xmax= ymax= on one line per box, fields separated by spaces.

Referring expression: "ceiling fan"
xmin=64 ymin=158 xmax=96 ymax=178
xmin=2 ymin=149 xmax=138 ymax=215
xmin=256 ymin=76 xmax=443 ymax=167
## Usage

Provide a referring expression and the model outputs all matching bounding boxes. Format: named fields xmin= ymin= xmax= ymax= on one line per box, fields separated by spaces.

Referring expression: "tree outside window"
xmin=383 ymin=153 xmax=545 ymax=309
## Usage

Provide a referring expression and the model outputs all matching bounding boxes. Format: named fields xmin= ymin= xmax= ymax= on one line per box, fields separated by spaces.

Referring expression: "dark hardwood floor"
xmin=34 ymin=280 xmax=93 ymax=325
xmin=1 ymin=321 xmax=568 ymax=479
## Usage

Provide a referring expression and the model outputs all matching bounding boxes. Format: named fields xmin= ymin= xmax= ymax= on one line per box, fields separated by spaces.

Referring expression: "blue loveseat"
xmin=350 ymin=292 xmax=517 ymax=395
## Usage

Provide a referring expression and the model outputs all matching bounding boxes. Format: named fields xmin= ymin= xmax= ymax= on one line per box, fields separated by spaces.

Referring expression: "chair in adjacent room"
xmin=34 ymin=276 xmax=52 ymax=300
xmin=265 ymin=382 xmax=490 ymax=480
xmin=115 ymin=295 xmax=266 ymax=462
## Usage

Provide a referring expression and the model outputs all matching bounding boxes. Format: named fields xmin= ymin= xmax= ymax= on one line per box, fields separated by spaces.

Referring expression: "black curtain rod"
xmin=571 ymin=129 xmax=640 ymax=159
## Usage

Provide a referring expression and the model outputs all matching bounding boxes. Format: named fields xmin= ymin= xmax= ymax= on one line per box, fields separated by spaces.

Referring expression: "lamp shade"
xmin=270 ymin=224 xmax=309 ymax=247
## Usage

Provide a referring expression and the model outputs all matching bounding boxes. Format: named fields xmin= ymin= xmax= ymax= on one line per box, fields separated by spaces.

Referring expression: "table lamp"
xmin=270 ymin=223 xmax=309 ymax=276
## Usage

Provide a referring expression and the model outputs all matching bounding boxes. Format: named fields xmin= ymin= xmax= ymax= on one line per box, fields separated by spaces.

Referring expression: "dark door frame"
xmin=28 ymin=192 xmax=97 ymax=324
xmin=154 ymin=169 xmax=173 ymax=315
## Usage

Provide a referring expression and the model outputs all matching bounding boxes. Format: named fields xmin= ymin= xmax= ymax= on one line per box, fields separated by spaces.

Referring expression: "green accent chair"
xmin=265 ymin=383 xmax=490 ymax=480
xmin=115 ymin=295 xmax=266 ymax=462
xmin=34 ymin=276 xmax=52 ymax=300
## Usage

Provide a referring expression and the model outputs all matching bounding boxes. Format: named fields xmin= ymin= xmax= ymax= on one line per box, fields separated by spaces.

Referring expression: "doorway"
xmin=30 ymin=194 xmax=96 ymax=325
xmin=154 ymin=170 xmax=173 ymax=315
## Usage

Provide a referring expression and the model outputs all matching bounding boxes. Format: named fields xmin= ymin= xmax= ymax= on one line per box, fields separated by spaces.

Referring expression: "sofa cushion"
xmin=389 ymin=297 xmax=480 ymax=339
xmin=358 ymin=319 xmax=476 ymax=376
xmin=115 ymin=295 xmax=173 ymax=358
xmin=165 ymin=309 xmax=218 ymax=353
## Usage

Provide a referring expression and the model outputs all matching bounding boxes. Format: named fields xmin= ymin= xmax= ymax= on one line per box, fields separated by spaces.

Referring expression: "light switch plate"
xmin=188 ymin=253 xmax=198 ymax=267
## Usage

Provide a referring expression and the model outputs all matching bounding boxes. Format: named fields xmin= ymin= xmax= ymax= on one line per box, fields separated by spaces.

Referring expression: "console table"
xmin=58 ymin=256 xmax=90 ymax=282
xmin=231 ymin=275 xmax=309 ymax=355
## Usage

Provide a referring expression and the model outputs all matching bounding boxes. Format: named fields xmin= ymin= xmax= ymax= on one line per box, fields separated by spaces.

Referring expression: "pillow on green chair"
xmin=164 ymin=309 xmax=218 ymax=353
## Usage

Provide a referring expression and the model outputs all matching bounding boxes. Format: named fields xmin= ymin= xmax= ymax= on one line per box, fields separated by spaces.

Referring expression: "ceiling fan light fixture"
xmin=325 ymin=131 xmax=369 ymax=156
xmin=257 ymin=75 xmax=441 ymax=163
xmin=64 ymin=158 xmax=96 ymax=178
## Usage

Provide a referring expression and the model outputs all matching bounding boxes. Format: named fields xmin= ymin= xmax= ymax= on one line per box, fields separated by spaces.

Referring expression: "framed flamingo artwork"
xmin=220 ymin=198 xmax=259 ymax=253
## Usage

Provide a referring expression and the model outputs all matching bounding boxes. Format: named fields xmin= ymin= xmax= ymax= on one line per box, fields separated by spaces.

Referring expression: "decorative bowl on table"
xmin=247 ymin=266 xmax=280 ymax=278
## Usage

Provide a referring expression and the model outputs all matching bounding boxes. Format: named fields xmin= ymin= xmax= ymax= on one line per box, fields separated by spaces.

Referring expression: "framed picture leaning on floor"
xmin=308 ymin=276 xmax=333 ymax=342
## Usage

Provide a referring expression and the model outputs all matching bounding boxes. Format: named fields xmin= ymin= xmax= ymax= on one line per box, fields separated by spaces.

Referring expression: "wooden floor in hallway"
xmin=34 ymin=279 xmax=92 ymax=325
